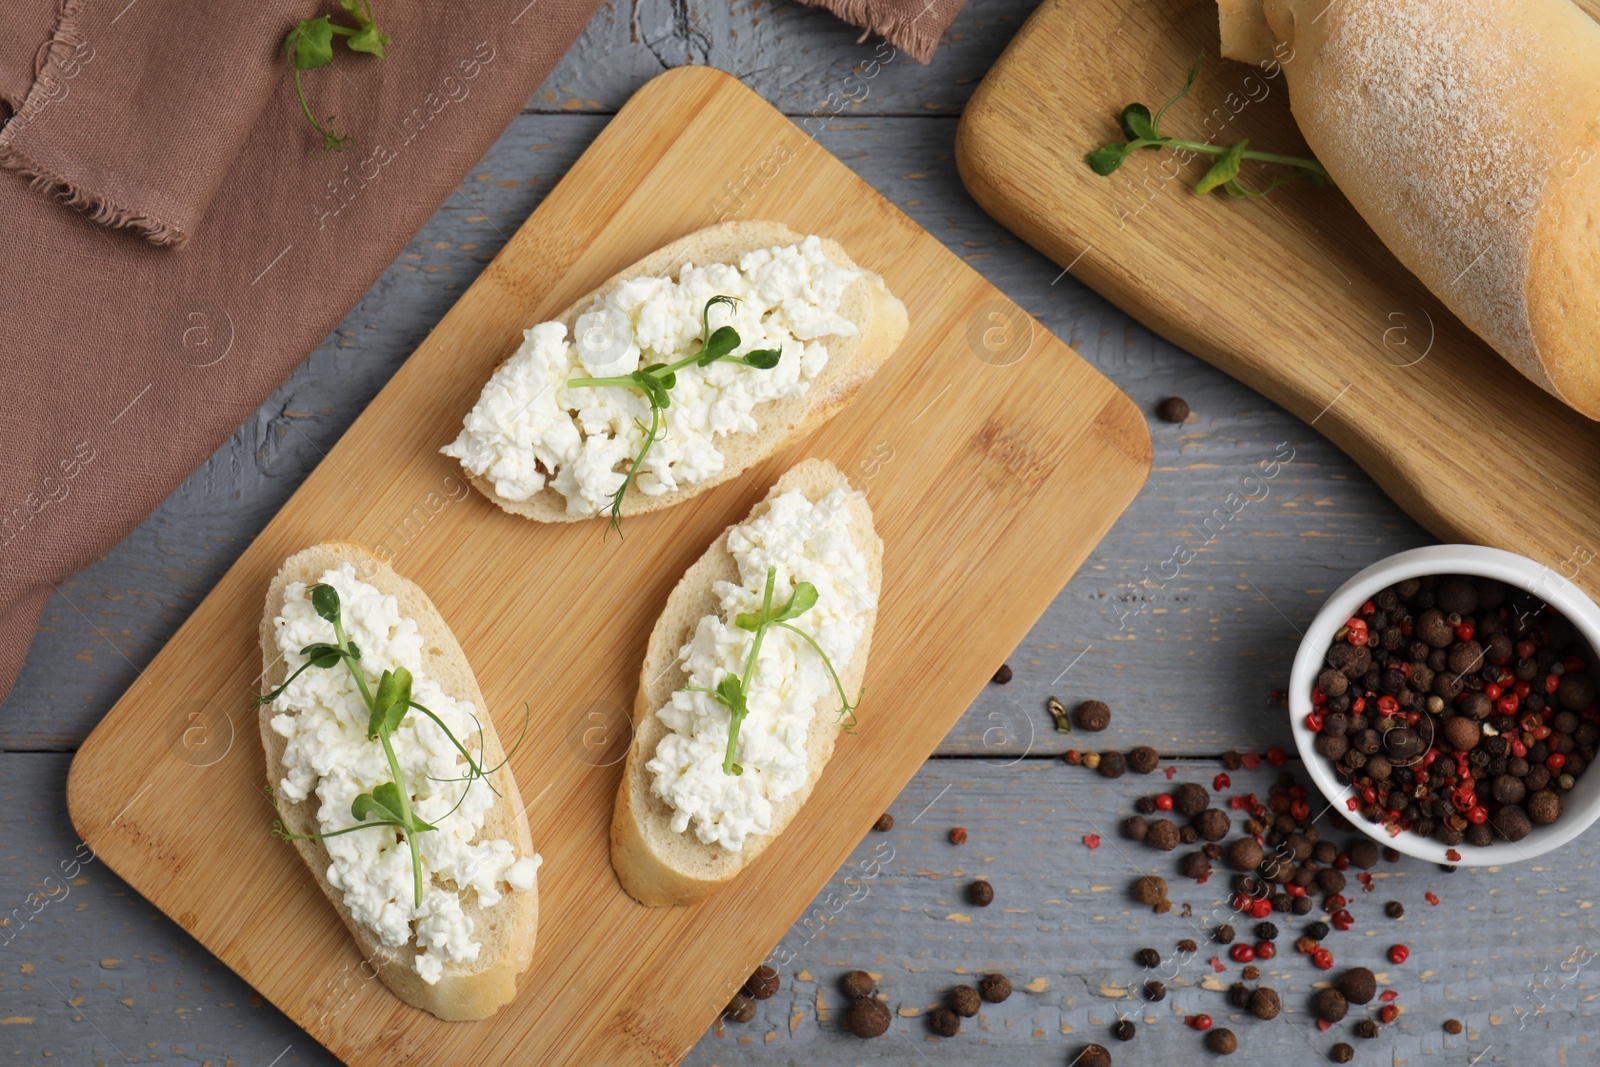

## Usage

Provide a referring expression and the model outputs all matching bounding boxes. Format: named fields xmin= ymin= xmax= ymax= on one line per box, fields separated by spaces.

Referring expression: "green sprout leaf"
xmin=1084 ymin=55 xmax=1331 ymax=201
xmin=368 ymin=667 xmax=413 ymax=738
xmin=1195 ymin=139 xmax=1249 ymax=195
xmin=310 ymin=583 xmax=341 ymax=622
xmin=566 ymin=295 xmax=781 ymax=537
xmin=353 ymin=781 xmax=435 ymax=832
xmin=284 ymin=17 xmax=336 ymax=69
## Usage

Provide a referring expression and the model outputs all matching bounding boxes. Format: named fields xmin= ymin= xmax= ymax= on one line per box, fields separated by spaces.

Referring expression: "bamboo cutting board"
xmin=67 ymin=67 xmax=1149 ymax=1066
xmin=957 ymin=0 xmax=1600 ymax=592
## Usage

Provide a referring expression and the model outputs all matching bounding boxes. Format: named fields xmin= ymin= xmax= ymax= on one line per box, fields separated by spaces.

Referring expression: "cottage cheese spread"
xmin=441 ymin=237 xmax=862 ymax=517
xmin=269 ymin=564 xmax=539 ymax=985
xmin=645 ymin=487 xmax=875 ymax=851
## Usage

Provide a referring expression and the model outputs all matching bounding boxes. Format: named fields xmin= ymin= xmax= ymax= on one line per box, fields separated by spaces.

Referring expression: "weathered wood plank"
xmin=0 ymin=115 xmax=1430 ymax=751
xmin=533 ymin=0 xmax=1044 ymax=116
xmin=4 ymin=753 xmax=1590 ymax=1064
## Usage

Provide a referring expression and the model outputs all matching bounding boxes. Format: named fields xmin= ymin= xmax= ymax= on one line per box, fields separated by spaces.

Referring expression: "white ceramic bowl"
xmin=1290 ymin=545 xmax=1600 ymax=866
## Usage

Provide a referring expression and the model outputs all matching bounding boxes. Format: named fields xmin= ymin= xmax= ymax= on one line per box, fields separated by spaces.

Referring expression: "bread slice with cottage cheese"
xmin=444 ymin=220 xmax=909 ymax=523
xmin=259 ymin=542 xmax=538 ymax=1021
xmin=610 ymin=459 xmax=883 ymax=906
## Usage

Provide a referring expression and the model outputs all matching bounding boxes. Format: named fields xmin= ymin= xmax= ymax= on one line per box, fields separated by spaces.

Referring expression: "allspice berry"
xmin=1078 ymin=1044 xmax=1112 ymax=1067
xmin=1226 ymin=837 xmax=1264 ymax=871
xmin=1355 ymin=1019 xmax=1379 ymax=1039
xmin=1529 ymin=789 xmax=1563 ymax=825
xmin=1128 ymin=746 xmax=1160 ymax=774
xmin=1206 ymin=1028 xmax=1238 ymax=1055
xmin=1337 ymin=967 xmax=1377 ymax=1005
xmin=1133 ymin=875 xmax=1169 ymax=910
xmin=1443 ymin=716 xmax=1480 ymax=752
xmin=991 ymin=663 xmax=1013 ymax=685
xmin=725 ymin=993 xmax=757 ymax=1023
xmin=1077 ymin=700 xmax=1112 ymax=731
xmin=1330 ymin=1042 xmax=1354 ymax=1064
xmin=744 ymin=965 xmax=780 ymax=1000
xmin=951 ymin=985 xmax=981 ymax=1018
xmin=1214 ymin=924 xmax=1236 ymax=944
xmin=1145 ymin=979 xmax=1167 ymax=1001
xmin=1495 ymin=804 xmax=1533 ymax=842
xmin=1174 ymin=782 xmax=1209 ymax=816
xmin=1444 ymin=1018 xmax=1464 ymax=1035
xmin=841 ymin=970 xmax=875 ymax=999
xmin=1312 ymin=987 xmax=1349 ymax=1023
xmin=1347 ymin=840 xmax=1380 ymax=869
xmin=1123 ymin=815 xmax=1150 ymax=842
xmin=1194 ymin=808 xmax=1230 ymax=841
xmin=1147 ymin=819 xmax=1181 ymax=851
xmin=968 ymin=879 xmax=995 ymax=907
xmin=1100 ymin=750 xmax=1128 ymax=779
xmin=1180 ymin=852 xmax=1212 ymax=880
xmin=1250 ymin=987 xmax=1281 ymax=1020
xmin=874 ymin=813 xmax=894 ymax=832
xmin=845 ymin=997 xmax=891 ymax=1039
xmin=1157 ymin=396 xmax=1190 ymax=423
xmin=929 ymin=1007 xmax=960 ymax=1037
xmin=1111 ymin=1019 xmax=1136 ymax=1042
xmin=979 ymin=973 xmax=1012 ymax=1003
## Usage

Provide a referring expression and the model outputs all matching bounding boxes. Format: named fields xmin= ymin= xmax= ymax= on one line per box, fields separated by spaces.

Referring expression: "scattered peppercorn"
xmin=1337 ymin=967 xmax=1376 ymax=1005
xmin=1226 ymin=837 xmax=1264 ymax=872
xmin=743 ymin=965 xmax=780 ymax=1000
xmin=874 ymin=813 xmax=894 ymax=832
xmin=950 ymin=827 xmax=968 ymax=846
xmin=1242 ymin=964 xmax=1261 ymax=980
xmin=1214 ymin=924 xmax=1236 ymax=944
xmin=845 ymin=997 xmax=891 ymax=1039
xmin=1207 ymin=1028 xmax=1238 ymax=1055
xmin=1083 ymin=751 xmax=1103 ymax=770
xmin=1179 ymin=852 xmax=1212 ymax=880
xmin=1251 ymin=987 xmax=1281 ymax=1020
xmin=1136 ymin=947 xmax=1160 ymax=968
xmin=1146 ymin=819 xmax=1180 ymax=851
xmin=1355 ymin=1019 xmax=1379 ymax=1039
xmin=1330 ymin=1042 xmax=1354 ymax=1063
xmin=1077 ymin=699 xmax=1112 ymax=731
xmin=1227 ymin=982 xmax=1253 ymax=1010
xmin=968 ymin=880 xmax=994 ymax=907
xmin=841 ymin=970 xmax=875 ymax=999
xmin=991 ymin=663 xmax=1013 ymax=685
xmin=1133 ymin=875 xmax=1169 ymax=911
xmin=1387 ymin=944 xmax=1409 ymax=965
xmin=1157 ymin=396 xmax=1190 ymax=423
xmin=1078 ymin=1044 xmax=1112 ymax=1067
xmin=725 ymin=993 xmax=756 ymax=1023
xmin=1347 ymin=840 xmax=1379 ymax=869
xmin=929 ymin=1007 xmax=960 ymax=1037
xmin=1255 ymin=921 xmax=1279 ymax=941
xmin=1306 ymin=921 xmax=1331 ymax=941
xmin=1174 ymin=782 xmax=1209 ymax=816
xmin=1128 ymin=746 xmax=1160 ymax=774
xmin=1444 ymin=1018 xmax=1463 ymax=1035
xmin=1112 ymin=1019 xmax=1136 ymax=1042
xmin=1194 ymin=808 xmax=1231 ymax=841
xmin=1222 ymin=750 xmax=1244 ymax=770
xmin=951 ymin=984 xmax=981 ymax=1017
xmin=1100 ymin=750 xmax=1128 ymax=779
xmin=1385 ymin=900 xmax=1405 ymax=920
xmin=979 ymin=973 xmax=1012 ymax=1003
xmin=1177 ymin=939 xmax=1198 ymax=954
xmin=1145 ymin=979 xmax=1167 ymax=1002
xmin=1313 ymin=988 xmax=1349 ymax=1023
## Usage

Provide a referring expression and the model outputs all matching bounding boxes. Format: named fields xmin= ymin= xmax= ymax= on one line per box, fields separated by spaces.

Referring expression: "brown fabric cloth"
xmin=799 ymin=0 xmax=969 ymax=63
xmin=0 ymin=0 xmax=601 ymax=704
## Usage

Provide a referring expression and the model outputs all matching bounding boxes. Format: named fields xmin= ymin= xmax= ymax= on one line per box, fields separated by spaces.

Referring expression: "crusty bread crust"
xmin=1220 ymin=0 xmax=1600 ymax=420
xmin=460 ymin=220 xmax=909 ymax=520
xmin=259 ymin=543 xmax=538 ymax=1020
xmin=609 ymin=460 xmax=883 ymax=906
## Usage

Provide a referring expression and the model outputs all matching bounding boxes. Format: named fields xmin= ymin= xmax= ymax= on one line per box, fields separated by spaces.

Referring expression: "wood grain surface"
xmin=956 ymin=0 xmax=1600 ymax=594
xmin=61 ymin=65 xmax=1148 ymax=1067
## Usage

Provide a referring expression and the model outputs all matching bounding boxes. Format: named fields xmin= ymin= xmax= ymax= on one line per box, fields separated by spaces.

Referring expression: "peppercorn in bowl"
xmin=1290 ymin=545 xmax=1600 ymax=865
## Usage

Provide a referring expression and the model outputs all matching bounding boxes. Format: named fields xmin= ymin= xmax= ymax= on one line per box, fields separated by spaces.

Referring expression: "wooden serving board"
xmin=66 ymin=67 xmax=1149 ymax=1066
xmin=957 ymin=0 xmax=1600 ymax=593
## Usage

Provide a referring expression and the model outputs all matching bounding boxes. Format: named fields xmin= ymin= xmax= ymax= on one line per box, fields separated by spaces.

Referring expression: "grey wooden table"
xmin=3 ymin=2 xmax=1593 ymax=1065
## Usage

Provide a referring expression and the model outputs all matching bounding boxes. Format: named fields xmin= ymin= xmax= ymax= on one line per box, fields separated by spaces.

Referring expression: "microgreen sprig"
xmin=1086 ymin=55 xmax=1332 ymax=198
xmin=283 ymin=0 xmax=391 ymax=154
xmin=258 ymin=582 xmax=525 ymax=909
xmin=567 ymin=295 xmax=781 ymax=538
xmin=683 ymin=565 xmax=863 ymax=776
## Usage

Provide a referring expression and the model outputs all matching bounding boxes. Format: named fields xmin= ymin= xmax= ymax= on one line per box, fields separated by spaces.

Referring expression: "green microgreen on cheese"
xmin=283 ymin=1 xmax=391 ymax=154
xmin=259 ymin=582 xmax=525 ymax=909
xmin=567 ymin=295 xmax=781 ymax=538
xmin=683 ymin=565 xmax=863 ymax=776
xmin=1086 ymin=55 xmax=1332 ymax=198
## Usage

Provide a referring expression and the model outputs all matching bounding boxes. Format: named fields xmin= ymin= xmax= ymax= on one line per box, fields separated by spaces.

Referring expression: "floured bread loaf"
xmin=1219 ymin=0 xmax=1600 ymax=419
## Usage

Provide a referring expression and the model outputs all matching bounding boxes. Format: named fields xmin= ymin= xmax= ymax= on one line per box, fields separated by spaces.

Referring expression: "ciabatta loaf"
xmin=445 ymin=220 xmax=909 ymax=521
xmin=611 ymin=459 xmax=883 ymax=906
xmin=1219 ymin=0 xmax=1600 ymax=419
xmin=259 ymin=543 xmax=538 ymax=1020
